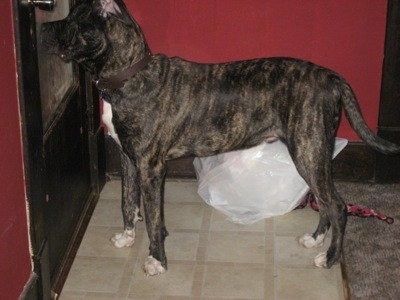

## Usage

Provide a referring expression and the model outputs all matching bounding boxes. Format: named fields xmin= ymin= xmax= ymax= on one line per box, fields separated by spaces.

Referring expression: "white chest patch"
xmin=101 ymin=100 xmax=121 ymax=146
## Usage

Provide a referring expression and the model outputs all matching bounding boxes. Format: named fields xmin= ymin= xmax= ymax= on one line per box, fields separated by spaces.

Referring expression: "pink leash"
xmin=296 ymin=191 xmax=394 ymax=224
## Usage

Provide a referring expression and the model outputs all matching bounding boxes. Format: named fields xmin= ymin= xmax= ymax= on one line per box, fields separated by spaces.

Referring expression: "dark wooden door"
xmin=15 ymin=0 xmax=105 ymax=298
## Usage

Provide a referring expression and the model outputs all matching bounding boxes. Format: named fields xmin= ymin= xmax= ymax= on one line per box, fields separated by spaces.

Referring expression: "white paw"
xmin=143 ymin=256 xmax=166 ymax=276
xmin=111 ymin=229 xmax=135 ymax=248
xmin=298 ymin=233 xmax=325 ymax=248
xmin=314 ymin=252 xmax=328 ymax=268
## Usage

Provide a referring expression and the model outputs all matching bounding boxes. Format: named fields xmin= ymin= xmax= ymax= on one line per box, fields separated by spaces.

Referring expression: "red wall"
xmin=126 ymin=0 xmax=387 ymax=140
xmin=0 ymin=0 xmax=32 ymax=298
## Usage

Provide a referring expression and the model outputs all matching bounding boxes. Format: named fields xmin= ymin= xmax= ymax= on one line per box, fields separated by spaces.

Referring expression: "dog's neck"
xmin=98 ymin=18 xmax=150 ymax=79
xmin=96 ymin=51 xmax=152 ymax=89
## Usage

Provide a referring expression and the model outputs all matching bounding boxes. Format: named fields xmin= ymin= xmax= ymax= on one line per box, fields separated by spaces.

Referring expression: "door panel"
xmin=44 ymin=92 xmax=91 ymax=278
xmin=35 ymin=2 xmax=74 ymax=129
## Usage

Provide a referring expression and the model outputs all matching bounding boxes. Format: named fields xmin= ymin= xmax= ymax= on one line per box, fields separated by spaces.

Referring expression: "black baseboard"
xmin=332 ymin=142 xmax=375 ymax=181
xmin=104 ymin=136 xmax=399 ymax=183
xmin=375 ymin=128 xmax=400 ymax=183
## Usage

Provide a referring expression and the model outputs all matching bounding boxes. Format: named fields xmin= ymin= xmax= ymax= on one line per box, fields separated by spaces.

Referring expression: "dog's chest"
xmin=101 ymin=100 xmax=121 ymax=146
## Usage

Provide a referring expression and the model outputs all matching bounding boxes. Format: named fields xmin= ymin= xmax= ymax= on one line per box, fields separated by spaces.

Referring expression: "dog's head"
xmin=41 ymin=0 xmax=144 ymax=75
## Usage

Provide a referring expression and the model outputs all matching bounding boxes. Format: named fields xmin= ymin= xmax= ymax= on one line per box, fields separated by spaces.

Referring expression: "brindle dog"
xmin=42 ymin=0 xmax=400 ymax=276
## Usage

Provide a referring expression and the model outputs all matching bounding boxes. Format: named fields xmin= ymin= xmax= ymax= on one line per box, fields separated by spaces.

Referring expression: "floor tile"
xmin=165 ymin=232 xmax=200 ymax=261
xmin=206 ymin=231 xmax=266 ymax=264
xmin=276 ymin=266 xmax=342 ymax=300
xmin=89 ymin=198 xmax=124 ymax=227
xmin=202 ymin=265 xmax=265 ymax=298
xmin=165 ymin=203 xmax=205 ymax=231
xmin=63 ymin=257 xmax=127 ymax=293
xmin=98 ymin=180 xmax=121 ymax=200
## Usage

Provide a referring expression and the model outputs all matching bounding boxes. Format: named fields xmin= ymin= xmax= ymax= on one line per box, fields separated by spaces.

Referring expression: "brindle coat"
xmin=41 ymin=0 xmax=400 ymax=276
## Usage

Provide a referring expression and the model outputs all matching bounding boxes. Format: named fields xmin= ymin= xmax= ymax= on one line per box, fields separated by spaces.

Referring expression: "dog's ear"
xmin=95 ymin=0 xmax=134 ymax=26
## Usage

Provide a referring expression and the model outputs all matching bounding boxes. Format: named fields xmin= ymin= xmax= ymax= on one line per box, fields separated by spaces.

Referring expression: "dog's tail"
xmin=340 ymin=81 xmax=400 ymax=155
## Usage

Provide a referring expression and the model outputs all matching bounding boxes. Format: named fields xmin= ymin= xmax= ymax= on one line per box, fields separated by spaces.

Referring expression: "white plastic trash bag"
xmin=193 ymin=138 xmax=348 ymax=224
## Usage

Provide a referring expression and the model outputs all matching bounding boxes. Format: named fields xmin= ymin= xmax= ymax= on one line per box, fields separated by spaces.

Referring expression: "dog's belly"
xmin=102 ymin=100 xmax=121 ymax=146
xmin=165 ymin=126 xmax=281 ymax=160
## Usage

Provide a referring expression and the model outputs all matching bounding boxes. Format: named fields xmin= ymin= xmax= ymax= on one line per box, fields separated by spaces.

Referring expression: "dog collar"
xmin=96 ymin=53 xmax=152 ymax=89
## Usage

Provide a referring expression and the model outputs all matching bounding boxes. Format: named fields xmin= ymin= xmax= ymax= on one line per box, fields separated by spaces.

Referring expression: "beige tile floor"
xmin=60 ymin=179 xmax=345 ymax=300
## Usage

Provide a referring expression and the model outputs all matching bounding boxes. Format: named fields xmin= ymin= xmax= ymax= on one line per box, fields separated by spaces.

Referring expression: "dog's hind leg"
xmin=310 ymin=187 xmax=347 ymax=268
xmin=139 ymin=158 xmax=169 ymax=276
xmin=298 ymin=195 xmax=331 ymax=249
xmin=288 ymin=137 xmax=347 ymax=268
xmin=111 ymin=151 xmax=143 ymax=248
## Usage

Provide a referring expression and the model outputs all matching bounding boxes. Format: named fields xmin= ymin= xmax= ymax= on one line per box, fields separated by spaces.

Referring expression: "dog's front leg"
xmin=111 ymin=151 xmax=143 ymax=248
xmin=140 ymin=159 xmax=168 ymax=276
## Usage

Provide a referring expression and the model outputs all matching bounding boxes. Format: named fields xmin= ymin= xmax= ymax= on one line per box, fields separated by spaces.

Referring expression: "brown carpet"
xmin=336 ymin=182 xmax=400 ymax=300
